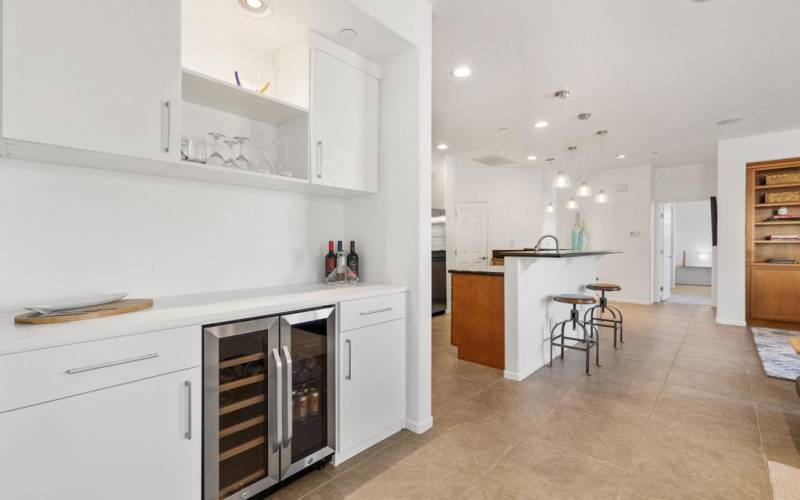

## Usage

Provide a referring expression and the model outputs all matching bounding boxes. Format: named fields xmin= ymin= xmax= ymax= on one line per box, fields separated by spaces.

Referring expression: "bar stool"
xmin=549 ymin=293 xmax=599 ymax=375
xmin=583 ymin=283 xmax=624 ymax=349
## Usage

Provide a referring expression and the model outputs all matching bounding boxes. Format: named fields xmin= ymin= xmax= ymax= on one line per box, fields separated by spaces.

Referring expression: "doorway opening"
xmin=656 ymin=200 xmax=713 ymax=306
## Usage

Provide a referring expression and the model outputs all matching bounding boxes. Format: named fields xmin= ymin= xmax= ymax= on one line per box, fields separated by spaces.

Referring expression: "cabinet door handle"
xmin=184 ymin=380 xmax=192 ymax=440
xmin=281 ymin=346 xmax=293 ymax=447
xmin=345 ymin=339 xmax=352 ymax=380
xmin=359 ymin=307 xmax=392 ymax=316
xmin=316 ymin=140 xmax=323 ymax=178
xmin=272 ymin=348 xmax=283 ymax=453
xmin=65 ymin=352 xmax=159 ymax=374
xmin=163 ymin=100 xmax=172 ymax=153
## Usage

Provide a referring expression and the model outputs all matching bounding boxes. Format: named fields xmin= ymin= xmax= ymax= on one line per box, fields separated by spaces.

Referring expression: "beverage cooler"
xmin=203 ymin=307 xmax=336 ymax=500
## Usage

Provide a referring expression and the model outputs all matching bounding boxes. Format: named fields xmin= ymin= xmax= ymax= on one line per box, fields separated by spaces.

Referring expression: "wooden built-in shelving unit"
xmin=746 ymin=157 xmax=800 ymax=327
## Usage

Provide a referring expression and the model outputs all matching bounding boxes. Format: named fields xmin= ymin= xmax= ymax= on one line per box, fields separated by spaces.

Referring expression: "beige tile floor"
xmin=269 ymin=302 xmax=800 ymax=499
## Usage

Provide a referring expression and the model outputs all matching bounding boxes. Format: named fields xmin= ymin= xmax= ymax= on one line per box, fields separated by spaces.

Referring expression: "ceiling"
xmin=432 ymin=0 xmax=800 ymax=171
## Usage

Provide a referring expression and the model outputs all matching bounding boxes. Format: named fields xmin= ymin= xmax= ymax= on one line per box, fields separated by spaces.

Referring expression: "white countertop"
xmin=0 ymin=283 xmax=407 ymax=356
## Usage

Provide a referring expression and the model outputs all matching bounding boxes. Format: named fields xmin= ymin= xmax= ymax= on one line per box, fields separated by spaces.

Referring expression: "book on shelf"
xmin=766 ymin=234 xmax=800 ymax=240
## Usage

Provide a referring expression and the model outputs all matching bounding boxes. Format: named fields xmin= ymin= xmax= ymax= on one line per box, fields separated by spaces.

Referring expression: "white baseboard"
xmin=404 ymin=415 xmax=433 ymax=434
xmin=333 ymin=420 xmax=405 ymax=466
xmin=503 ymin=365 xmax=538 ymax=381
xmin=716 ymin=317 xmax=747 ymax=327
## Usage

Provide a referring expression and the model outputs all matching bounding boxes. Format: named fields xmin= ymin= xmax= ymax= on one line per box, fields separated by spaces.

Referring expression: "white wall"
xmin=571 ymin=165 xmax=655 ymax=304
xmin=716 ymin=128 xmax=800 ymax=325
xmin=653 ymin=163 xmax=716 ymax=203
xmin=431 ymin=153 xmax=446 ymax=211
xmin=449 ymin=160 xmax=544 ymax=253
xmin=0 ymin=158 xmax=344 ymax=312
xmin=345 ymin=0 xmax=433 ymax=433
xmin=673 ymin=200 xmax=712 ymax=268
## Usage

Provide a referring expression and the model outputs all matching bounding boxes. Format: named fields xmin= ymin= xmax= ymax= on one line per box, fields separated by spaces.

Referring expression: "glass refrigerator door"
xmin=279 ymin=307 xmax=336 ymax=479
xmin=204 ymin=317 xmax=281 ymax=500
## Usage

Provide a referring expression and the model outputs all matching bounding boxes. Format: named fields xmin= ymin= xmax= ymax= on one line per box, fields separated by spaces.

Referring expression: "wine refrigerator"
xmin=203 ymin=307 xmax=336 ymax=500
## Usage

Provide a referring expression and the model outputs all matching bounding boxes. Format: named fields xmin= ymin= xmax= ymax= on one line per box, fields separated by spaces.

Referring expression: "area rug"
xmin=769 ymin=461 xmax=800 ymax=500
xmin=751 ymin=327 xmax=800 ymax=380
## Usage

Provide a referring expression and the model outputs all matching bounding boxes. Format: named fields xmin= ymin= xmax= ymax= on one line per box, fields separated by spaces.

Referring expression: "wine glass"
xmin=223 ymin=139 xmax=239 ymax=169
xmin=233 ymin=136 xmax=252 ymax=170
xmin=206 ymin=133 xmax=226 ymax=166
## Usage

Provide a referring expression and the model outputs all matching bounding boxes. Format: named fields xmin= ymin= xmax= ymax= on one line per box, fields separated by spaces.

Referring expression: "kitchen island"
xmin=450 ymin=249 xmax=620 ymax=381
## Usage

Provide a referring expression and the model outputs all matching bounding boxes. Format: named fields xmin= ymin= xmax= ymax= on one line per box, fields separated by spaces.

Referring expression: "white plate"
xmin=26 ymin=292 xmax=128 ymax=315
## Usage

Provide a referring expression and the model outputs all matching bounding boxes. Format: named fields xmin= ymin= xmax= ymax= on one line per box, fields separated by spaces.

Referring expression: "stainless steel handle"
xmin=272 ymin=348 xmax=283 ymax=453
xmin=163 ymin=101 xmax=172 ymax=153
xmin=65 ymin=352 xmax=159 ymax=374
xmin=281 ymin=346 xmax=293 ymax=447
xmin=345 ymin=339 xmax=352 ymax=380
xmin=359 ymin=307 xmax=392 ymax=316
xmin=184 ymin=380 xmax=192 ymax=440
xmin=316 ymin=140 xmax=323 ymax=178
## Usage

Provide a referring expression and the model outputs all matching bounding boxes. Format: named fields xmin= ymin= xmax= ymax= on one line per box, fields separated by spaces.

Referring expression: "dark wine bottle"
xmin=347 ymin=240 xmax=359 ymax=277
xmin=324 ymin=241 xmax=336 ymax=279
xmin=337 ymin=240 xmax=343 ymax=253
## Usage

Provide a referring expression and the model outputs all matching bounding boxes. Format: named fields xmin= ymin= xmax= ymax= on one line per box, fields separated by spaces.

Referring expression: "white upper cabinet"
xmin=1 ymin=0 xmax=181 ymax=161
xmin=310 ymin=48 xmax=379 ymax=193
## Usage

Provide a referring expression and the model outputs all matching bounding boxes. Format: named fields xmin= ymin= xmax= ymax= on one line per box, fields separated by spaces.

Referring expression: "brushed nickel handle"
xmin=281 ymin=346 xmax=293 ymax=447
xmin=316 ymin=140 xmax=323 ymax=178
xmin=184 ymin=380 xmax=192 ymax=440
xmin=272 ymin=348 xmax=283 ymax=453
xmin=65 ymin=352 xmax=159 ymax=374
xmin=359 ymin=307 xmax=392 ymax=316
xmin=163 ymin=101 xmax=172 ymax=153
xmin=345 ymin=339 xmax=352 ymax=380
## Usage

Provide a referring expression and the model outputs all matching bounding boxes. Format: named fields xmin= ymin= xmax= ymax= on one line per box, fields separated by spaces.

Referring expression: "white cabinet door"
xmin=310 ymin=49 xmax=379 ymax=193
xmin=339 ymin=318 xmax=405 ymax=459
xmin=0 ymin=368 xmax=201 ymax=500
xmin=1 ymin=0 xmax=181 ymax=161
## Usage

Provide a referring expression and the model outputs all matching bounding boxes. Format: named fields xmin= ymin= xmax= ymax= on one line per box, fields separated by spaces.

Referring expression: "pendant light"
xmin=575 ymin=113 xmax=593 ymax=197
xmin=551 ymin=90 xmax=572 ymax=189
xmin=545 ymin=158 xmax=556 ymax=212
xmin=565 ymin=146 xmax=578 ymax=209
xmin=594 ymin=130 xmax=610 ymax=204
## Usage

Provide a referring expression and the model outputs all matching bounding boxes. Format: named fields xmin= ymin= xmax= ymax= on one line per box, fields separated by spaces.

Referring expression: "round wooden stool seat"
xmin=553 ymin=293 xmax=596 ymax=305
xmin=586 ymin=282 xmax=621 ymax=292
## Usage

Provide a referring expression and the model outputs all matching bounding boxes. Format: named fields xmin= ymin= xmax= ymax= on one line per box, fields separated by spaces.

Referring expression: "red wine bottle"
xmin=324 ymin=241 xmax=336 ymax=279
xmin=347 ymin=240 xmax=359 ymax=277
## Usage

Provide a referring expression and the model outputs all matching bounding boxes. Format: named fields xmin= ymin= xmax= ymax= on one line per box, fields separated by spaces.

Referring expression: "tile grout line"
xmin=612 ymin=303 xmax=694 ymax=500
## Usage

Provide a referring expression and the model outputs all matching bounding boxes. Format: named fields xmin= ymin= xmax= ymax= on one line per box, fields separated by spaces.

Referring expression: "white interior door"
xmin=660 ymin=204 xmax=674 ymax=300
xmin=455 ymin=203 xmax=488 ymax=269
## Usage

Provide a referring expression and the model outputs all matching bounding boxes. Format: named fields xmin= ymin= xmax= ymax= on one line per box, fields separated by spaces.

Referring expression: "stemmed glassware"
xmin=206 ymin=132 xmax=226 ymax=166
xmin=223 ymin=138 xmax=239 ymax=169
xmin=233 ymin=137 xmax=252 ymax=170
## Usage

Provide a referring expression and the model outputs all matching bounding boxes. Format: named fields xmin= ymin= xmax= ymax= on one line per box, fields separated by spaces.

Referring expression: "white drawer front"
xmin=0 ymin=326 xmax=200 ymax=413
xmin=339 ymin=293 xmax=405 ymax=332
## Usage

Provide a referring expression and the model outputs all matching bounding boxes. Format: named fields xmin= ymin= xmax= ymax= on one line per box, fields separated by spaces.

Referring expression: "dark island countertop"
xmin=493 ymin=249 xmax=622 ymax=258
xmin=448 ymin=268 xmax=504 ymax=276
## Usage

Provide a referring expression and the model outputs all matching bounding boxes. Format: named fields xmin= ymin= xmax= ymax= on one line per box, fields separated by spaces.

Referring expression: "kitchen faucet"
xmin=533 ymin=234 xmax=560 ymax=253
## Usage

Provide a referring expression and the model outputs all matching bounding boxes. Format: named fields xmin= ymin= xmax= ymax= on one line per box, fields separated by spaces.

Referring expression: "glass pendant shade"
xmin=545 ymin=202 xmax=555 ymax=213
xmin=576 ymin=181 xmax=592 ymax=197
xmin=553 ymin=170 xmax=572 ymax=189
xmin=595 ymin=189 xmax=609 ymax=204
xmin=566 ymin=198 xmax=578 ymax=210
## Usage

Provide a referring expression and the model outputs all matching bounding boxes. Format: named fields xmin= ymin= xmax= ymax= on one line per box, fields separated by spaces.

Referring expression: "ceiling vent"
xmin=472 ymin=154 xmax=516 ymax=167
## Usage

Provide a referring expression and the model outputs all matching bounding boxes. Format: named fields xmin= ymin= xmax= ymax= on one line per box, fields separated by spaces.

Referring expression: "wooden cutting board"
xmin=15 ymin=299 xmax=154 ymax=325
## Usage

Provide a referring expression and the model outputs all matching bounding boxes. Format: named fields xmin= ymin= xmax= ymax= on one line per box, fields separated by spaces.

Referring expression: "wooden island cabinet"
xmin=449 ymin=270 xmax=505 ymax=370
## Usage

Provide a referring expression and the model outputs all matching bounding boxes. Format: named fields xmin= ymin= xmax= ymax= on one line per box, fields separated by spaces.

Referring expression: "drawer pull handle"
xmin=359 ymin=307 xmax=392 ymax=316
xmin=185 ymin=380 xmax=192 ymax=440
xmin=65 ymin=352 xmax=159 ymax=374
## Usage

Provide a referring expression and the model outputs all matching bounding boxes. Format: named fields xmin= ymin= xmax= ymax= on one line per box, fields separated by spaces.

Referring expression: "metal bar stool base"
xmin=549 ymin=304 xmax=600 ymax=375
xmin=583 ymin=291 xmax=624 ymax=349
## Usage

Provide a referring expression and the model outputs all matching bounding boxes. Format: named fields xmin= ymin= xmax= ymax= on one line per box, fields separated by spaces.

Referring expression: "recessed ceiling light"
xmin=338 ymin=28 xmax=358 ymax=41
xmin=616 ymin=154 xmax=626 ymax=160
xmin=534 ymin=121 xmax=549 ymax=129
xmin=527 ymin=155 xmax=537 ymax=161
xmin=436 ymin=143 xmax=449 ymax=151
xmin=452 ymin=66 xmax=472 ymax=78
xmin=238 ymin=0 xmax=272 ymax=17
xmin=716 ymin=117 xmax=742 ymax=126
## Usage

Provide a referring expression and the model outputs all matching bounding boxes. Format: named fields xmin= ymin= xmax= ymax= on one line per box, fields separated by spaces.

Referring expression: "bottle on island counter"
xmin=324 ymin=241 xmax=336 ymax=280
xmin=347 ymin=240 xmax=359 ymax=278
